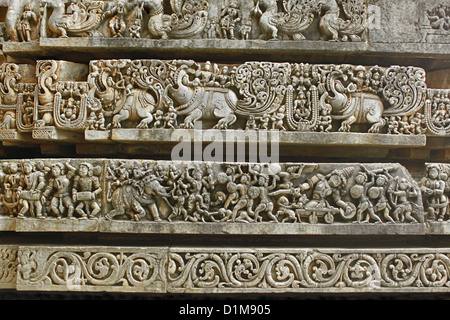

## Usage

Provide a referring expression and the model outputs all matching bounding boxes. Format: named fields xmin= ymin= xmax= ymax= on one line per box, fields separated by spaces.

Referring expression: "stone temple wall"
xmin=0 ymin=0 xmax=448 ymax=301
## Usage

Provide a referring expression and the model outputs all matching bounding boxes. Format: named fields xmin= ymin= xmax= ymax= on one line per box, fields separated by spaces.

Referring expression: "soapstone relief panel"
xmin=17 ymin=246 xmax=167 ymax=291
xmin=0 ymin=58 xmax=438 ymax=143
xmin=3 ymin=0 xmax=368 ymax=42
xmin=420 ymin=2 xmax=450 ymax=43
xmin=11 ymin=246 xmax=450 ymax=292
xmin=0 ymin=159 xmax=437 ymax=225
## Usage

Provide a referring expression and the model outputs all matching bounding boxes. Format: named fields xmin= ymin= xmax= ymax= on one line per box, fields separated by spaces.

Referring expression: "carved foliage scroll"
xmin=168 ymin=249 xmax=450 ymax=291
xmin=17 ymin=247 xmax=166 ymax=291
xmin=14 ymin=246 xmax=450 ymax=292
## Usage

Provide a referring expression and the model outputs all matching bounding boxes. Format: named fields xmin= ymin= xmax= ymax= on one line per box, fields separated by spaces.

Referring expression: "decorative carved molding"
xmin=17 ymin=246 xmax=167 ymax=292
xmin=3 ymin=0 xmax=367 ymax=42
xmin=168 ymin=248 xmax=450 ymax=292
xmin=425 ymin=89 xmax=450 ymax=136
xmin=0 ymin=58 xmax=444 ymax=146
xmin=10 ymin=245 xmax=450 ymax=293
xmin=2 ymin=158 xmax=449 ymax=229
xmin=0 ymin=246 xmax=18 ymax=289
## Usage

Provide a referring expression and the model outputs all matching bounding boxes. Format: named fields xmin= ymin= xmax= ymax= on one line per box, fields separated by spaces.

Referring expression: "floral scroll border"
xmin=6 ymin=245 xmax=450 ymax=293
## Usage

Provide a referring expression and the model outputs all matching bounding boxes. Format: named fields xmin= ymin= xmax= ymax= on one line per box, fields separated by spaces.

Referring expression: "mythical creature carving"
xmin=0 ymin=59 xmax=436 ymax=135
xmin=166 ymin=61 xmax=238 ymax=129
xmin=252 ymin=0 xmax=316 ymax=40
xmin=40 ymin=0 xmax=105 ymax=38
xmin=5 ymin=0 xmax=370 ymax=41
xmin=142 ymin=0 xmax=209 ymax=39
xmin=0 ymin=64 xmax=22 ymax=106
xmin=317 ymin=0 xmax=367 ymax=41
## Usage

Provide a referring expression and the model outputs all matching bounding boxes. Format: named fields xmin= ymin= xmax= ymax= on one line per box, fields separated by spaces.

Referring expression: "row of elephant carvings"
xmin=0 ymin=58 xmax=447 ymax=140
xmin=4 ymin=0 xmax=367 ymax=42
xmin=2 ymin=246 xmax=450 ymax=290
xmin=0 ymin=158 xmax=448 ymax=224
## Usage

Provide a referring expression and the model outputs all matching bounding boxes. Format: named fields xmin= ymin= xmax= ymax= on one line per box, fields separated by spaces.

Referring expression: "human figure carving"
xmin=17 ymin=161 xmax=46 ymax=219
xmin=42 ymin=162 xmax=76 ymax=219
xmin=420 ymin=164 xmax=448 ymax=222
xmin=72 ymin=163 xmax=102 ymax=219
xmin=17 ymin=4 xmax=38 ymax=42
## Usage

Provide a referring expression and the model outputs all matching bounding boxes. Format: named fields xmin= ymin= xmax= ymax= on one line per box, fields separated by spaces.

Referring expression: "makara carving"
xmin=0 ymin=58 xmax=439 ymax=144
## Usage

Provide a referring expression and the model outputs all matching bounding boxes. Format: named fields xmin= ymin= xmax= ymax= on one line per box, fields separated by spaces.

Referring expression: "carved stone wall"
xmin=0 ymin=0 xmax=448 ymax=300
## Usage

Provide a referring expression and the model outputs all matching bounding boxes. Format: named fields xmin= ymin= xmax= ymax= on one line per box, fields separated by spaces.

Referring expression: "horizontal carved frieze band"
xmin=0 ymin=158 xmax=448 ymax=227
xmin=4 ymin=0 xmax=367 ymax=43
xmin=0 ymin=58 xmax=446 ymax=142
xmin=8 ymin=246 xmax=450 ymax=292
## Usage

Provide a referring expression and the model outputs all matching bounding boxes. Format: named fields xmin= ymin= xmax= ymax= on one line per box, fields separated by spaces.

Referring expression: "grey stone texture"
xmin=0 ymin=0 xmax=448 ymax=298
xmin=7 ymin=245 xmax=450 ymax=293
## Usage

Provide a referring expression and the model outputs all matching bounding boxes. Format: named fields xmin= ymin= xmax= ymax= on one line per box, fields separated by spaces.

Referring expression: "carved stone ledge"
xmin=3 ymin=38 xmax=369 ymax=60
xmin=2 ymin=0 xmax=450 ymax=61
xmin=8 ymin=245 xmax=450 ymax=293
xmin=0 ymin=58 xmax=443 ymax=149
xmin=12 ymin=219 xmax=428 ymax=236
xmin=100 ymin=129 xmax=427 ymax=147
xmin=0 ymin=158 xmax=449 ymax=234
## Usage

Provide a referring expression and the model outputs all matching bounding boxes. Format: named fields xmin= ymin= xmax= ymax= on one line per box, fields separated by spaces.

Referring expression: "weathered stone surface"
xmin=167 ymin=247 xmax=450 ymax=293
xmin=0 ymin=0 xmax=448 ymax=299
xmin=16 ymin=246 xmax=168 ymax=292
xmin=0 ymin=245 xmax=18 ymax=289
xmin=1 ymin=0 xmax=449 ymax=61
xmin=8 ymin=245 xmax=450 ymax=293
xmin=0 ymin=57 xmax=444 ymax=150
xmin=0 ymin=158 xmax=449 ymax=235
